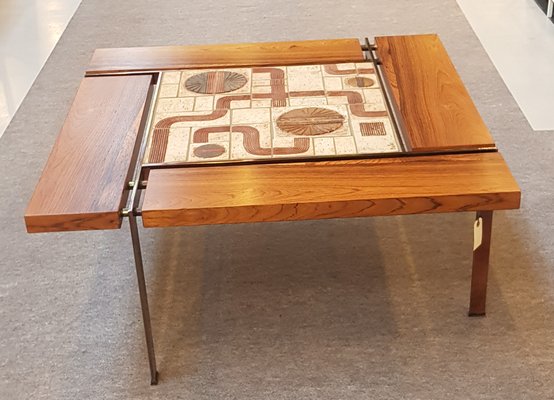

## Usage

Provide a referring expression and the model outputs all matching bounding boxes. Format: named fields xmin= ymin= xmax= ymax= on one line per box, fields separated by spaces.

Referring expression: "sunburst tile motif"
xmin=276 ymin=107 xmax=345 ymax=136
xmin=143 ymin=62 xmax=401 ymax=165
xmin=185 ymin=71 xmax=248 ymax=94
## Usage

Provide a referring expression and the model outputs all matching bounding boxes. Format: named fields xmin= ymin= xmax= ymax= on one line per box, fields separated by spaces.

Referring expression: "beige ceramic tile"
xmin=231 ymin=123 xmax=272 ymax=159
xmin=313 ymin=137 xmax=336 ymax=155
xmin=323 ymin=77 xmax=343 ymax=91
xmin=156 ymin=97 xmax=195 ymax=113
xmin=164 ymin=128 xmax=190 ymax=163
xmin=251 ymin=98 xmax=273 ymax=108
xmin=362 ymin=89 xmax=387 ymax=111
xmin=334 ymin=62 xmax=356 ymax=70
xmin=252 ymin=85 xmax=272 ymax=94
xmin=158 ymin=84 xmax=179 ymax=98
xmin=161 ymin=71 xmax=181 ymax=84
xmin=334 ymin=136 xmax=357 ymax=155
xmin=194 ymin=96 xmax=214 ymax=111
xmin=289 ymin=97 xmax=328 ymax=106
xmin=251 ymin=71 xmax=271 ymax=80
xmin=232 ymin=108 xmax=270 ymax=124
xmin=351 ymin=117 xmax=400 ymax=153
xmin=287 ymin=65 xmax=324 ymax=91
xmin=355 ymin=62 xmax=375 ymax=69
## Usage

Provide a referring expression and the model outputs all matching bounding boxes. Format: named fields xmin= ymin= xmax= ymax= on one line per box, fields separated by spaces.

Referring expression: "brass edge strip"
xmin=364 ymin=37 xmax=412 ymax=153
xmin=123 ymin=73 xmax=161 ymax=217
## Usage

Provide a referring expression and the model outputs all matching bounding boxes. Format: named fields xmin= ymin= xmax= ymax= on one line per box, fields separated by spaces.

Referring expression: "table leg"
xmin=129 ymin=213 xmax=159 ymax=385
xmin=468 ymin=210 xmax=493 ymax=317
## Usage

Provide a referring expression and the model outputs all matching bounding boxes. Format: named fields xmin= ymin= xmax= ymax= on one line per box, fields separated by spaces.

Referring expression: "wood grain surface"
xmin=141 ymin=152 xmax=520 ymax=228
xmin=375 ymin=34 xmax=495 ymax=152
xmin=86 ymin=39 xmax=364 ymax=75
xmin=25 ymin=74 xmax=153 ymax=233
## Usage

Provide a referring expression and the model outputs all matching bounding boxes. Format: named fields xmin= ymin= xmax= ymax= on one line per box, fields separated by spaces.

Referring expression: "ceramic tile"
xmin=189 ymin=142 xmax=230 ymax=162
xmin=194 ymin=96 xmax=214 ymax=111
xmin=179 ymin=68 xmax=252 ymax=97
xmin=342 ymin=74 xmax=380 ymax=89
xmin=161 ymin=71 xmax=181 ymax=84
xmin=324 ymin=77 xmax=344 ymax=91
xmin=251 ymin=99 xmax=273 ymax=108
xmin=158 ymin=84 xmax=179 ymax=98
xmin=191 ymin=127 xmax=230 ymax=142
xmin=271 ymin=136 xmax=314 ymax=158
xmin=326 ymin=89 xmax=364 ymax=105
xmin=272 ymin=105 xmax=350 ymax=138
xmin=156 ymin=97 xmax=195 ymax=113
xmin=289 ymin=97 xmax=328 ymax=106
xmin=334 ymin=136 xmax=357 ymax=154
xmin=232 ymin=108 xmax=270 ymax=124
xmin=164 ymin=128 xmax=190 ymax=162
xmin=362 ymin=89 xmax=387 ymax=110
xmin=251 ymin=86 xmax=272 ymax=94
xmin=144 ymin=61 xmax=401 ymax=165
xmin=350 ymin=117 xmax=399 ymax=153
xmin=230 ymin=123 xmax=273 ymax=159
xmin=287 ymin=69 xmax=324 ymax=91
xmin=313 ymin=137 xmax=336 ymax=155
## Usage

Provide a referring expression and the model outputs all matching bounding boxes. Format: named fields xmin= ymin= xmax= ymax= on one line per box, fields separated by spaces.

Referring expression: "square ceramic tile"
xmin=158 ymin=84 xmax=179 ymax=98
xmin=313 ymin=137 xmax=336 ymax=155
xmin=143 ymin=61 xmax=401 ymax=165
xmin=161 ymin=71 xmax=181 ymax=85
xmin=193 ymin=96 xmax=214 ymax=111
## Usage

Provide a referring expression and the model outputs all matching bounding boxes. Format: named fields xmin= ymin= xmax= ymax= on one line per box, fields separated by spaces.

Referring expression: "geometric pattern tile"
xmin=143 ymin=62 xmax=401 ymax=165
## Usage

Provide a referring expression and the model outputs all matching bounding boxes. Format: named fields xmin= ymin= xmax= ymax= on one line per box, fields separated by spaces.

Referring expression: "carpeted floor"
xmin=1 ymin=1 xmax=553 ymax=398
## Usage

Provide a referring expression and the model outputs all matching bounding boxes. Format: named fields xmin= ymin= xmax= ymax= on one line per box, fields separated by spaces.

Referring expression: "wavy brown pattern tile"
xmin=145 ymin=63 xmax=399 ymax=164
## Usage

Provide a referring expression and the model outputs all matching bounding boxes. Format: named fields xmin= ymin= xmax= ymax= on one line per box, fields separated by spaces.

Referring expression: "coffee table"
xmin=24 ymin=35 xmax=521 ymax=384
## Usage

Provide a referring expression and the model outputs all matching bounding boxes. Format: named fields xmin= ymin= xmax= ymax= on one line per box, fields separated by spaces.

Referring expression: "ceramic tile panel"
xmin=144 ymin=62 xmax=402 ymax=165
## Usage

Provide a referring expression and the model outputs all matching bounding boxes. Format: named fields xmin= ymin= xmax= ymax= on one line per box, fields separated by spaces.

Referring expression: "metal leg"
xmin=468 ymin=211 xmax=493 ymax=317
xmin=129 ymin=212 xmax=159 ymax=385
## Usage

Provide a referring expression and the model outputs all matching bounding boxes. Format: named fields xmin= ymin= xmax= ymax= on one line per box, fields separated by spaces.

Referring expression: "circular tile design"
xmin=346 ymin=77 xmax=375 ymax=88
xmin=185 ymin=71 xmax=248 ymax=94
xmin=193 ymin=144 xmax=226 ymax=158
xmin=276 ymin=107 xmax=345 ymax=136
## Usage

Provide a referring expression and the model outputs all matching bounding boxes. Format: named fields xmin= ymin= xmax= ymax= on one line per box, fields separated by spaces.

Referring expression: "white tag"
xmin=473 ymin=217 xmax=483 ymax=251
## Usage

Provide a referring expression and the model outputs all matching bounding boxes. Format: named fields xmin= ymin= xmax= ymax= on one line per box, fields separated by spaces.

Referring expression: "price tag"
xmin=473 ymin=217 xmax=483 ymax=251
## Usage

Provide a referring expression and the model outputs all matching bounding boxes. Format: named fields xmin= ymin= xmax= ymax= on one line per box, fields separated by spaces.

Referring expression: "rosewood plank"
xmin=375 ymin=34 xmax=495 ymax=152
xmin=141 ymin=152 xmax=520 ymax=228
xmin=25 ymin=74 xmax=153 ymax=233
xmin=86 ymin=39 xmax=364 ymax=75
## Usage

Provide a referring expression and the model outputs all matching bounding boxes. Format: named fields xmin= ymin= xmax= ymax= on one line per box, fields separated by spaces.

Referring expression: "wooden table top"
xmin=24 ymin=35 xmax=520 ymax=233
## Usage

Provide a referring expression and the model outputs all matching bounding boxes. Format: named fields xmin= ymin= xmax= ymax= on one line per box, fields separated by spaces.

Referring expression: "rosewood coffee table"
xmin=24 ymin=35 xmax=521 ymax=384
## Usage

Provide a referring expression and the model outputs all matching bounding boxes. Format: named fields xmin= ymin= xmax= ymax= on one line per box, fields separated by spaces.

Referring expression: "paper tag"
xmin=473 ymin=217 xmax=483 ymax=251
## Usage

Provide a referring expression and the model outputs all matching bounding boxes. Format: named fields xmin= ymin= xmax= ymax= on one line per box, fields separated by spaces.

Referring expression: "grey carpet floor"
xmin=1 ymin=0 xmax=553 ymax=398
